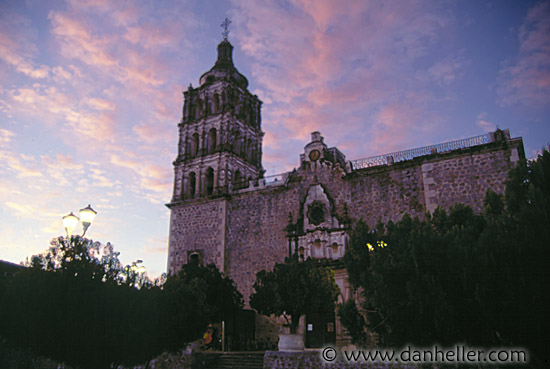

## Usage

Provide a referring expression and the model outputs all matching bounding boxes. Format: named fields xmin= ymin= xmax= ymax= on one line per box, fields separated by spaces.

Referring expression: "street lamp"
xmin=62 ymin=204 xmax=97 ymax=238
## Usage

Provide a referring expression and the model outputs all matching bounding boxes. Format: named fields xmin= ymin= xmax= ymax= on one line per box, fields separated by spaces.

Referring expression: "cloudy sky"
xmin=1 ymin=0 xmax=548 ymax=278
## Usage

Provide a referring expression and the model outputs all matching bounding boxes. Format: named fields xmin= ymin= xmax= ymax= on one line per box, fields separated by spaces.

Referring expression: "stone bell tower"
xmin=170 ymin=23 xmax=264 ymax=202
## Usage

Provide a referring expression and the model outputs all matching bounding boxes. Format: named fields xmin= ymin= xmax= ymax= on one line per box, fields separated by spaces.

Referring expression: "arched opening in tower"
xmin=189 ymin=172 xmax=196 ymax=199
xmin=206 ymin=167 xmax=214 ymax=195
xmin=208 ymin=128 xmax=217 ymax=154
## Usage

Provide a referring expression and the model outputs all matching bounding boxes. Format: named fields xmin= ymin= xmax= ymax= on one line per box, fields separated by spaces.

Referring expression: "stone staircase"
xmin=204 ymin=352 xmax=265 ymax=369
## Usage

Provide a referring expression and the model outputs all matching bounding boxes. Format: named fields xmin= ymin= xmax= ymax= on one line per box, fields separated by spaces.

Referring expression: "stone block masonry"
xmin=167 ymin=198 xmax=227 ymax=274
xmin=168 ymin=132 xmax=524 ymax=305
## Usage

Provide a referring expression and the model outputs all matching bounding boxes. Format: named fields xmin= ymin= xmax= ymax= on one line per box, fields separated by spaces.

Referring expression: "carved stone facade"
xmin=171 ymin=39 xmax=263 ymax=203
xmin=166 ymin=38 xmax=525 ymax=348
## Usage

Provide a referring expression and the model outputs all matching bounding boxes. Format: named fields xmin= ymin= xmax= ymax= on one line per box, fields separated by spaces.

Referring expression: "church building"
xmin=166 ymin=32 xmax=524 ymax=349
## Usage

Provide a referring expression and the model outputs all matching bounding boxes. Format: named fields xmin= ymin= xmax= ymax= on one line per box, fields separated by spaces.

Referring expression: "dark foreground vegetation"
xmin=250 ymin=254 xmax=340 ymax=334
xmin=0 ymin=238 xmax=242 ymax=369
xmin=340 ymin=149 xmax=550 ymax=368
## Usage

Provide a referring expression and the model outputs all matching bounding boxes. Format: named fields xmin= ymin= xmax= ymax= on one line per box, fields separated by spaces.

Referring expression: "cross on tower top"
xmin=221 ymin=17 xmax=231 ymax=40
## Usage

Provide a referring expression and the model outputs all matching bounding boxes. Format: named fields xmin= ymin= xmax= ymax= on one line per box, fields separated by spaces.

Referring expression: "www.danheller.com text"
xmin=321 ymin=345 xmax=528 ymax=364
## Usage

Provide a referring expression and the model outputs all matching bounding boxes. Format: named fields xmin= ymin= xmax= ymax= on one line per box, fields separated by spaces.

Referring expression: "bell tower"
xmin=170 ymin=20 xmax=264 ymax=202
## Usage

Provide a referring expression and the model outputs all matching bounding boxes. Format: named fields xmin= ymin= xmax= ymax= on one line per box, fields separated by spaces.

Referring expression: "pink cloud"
xmin=10 ymin=86 xmax=72 ymax=118
xmin=39 ymin=153 xmax=84 ymax=186
xmin=0 ymin=128 xmax=15 ymax=144
xmin=133 ymin=122 xmax=172 ymax=144
xmin=231 ymin=0 xmax=453 ymax=166
xmin=476 ymin=112 xmax=494 ymax=132
xmin=497 ymin=1 xmax=550 ymax=107
xmin=86 ymin=97 xmax=116 ymax=111
xmin=110 ymin=154 xmax=172 ymax=200
xmin=0 ymin=149 xmax=42 ymax=178
xmin=49 ymin=11 xmax=161 ymax=88
xmin=3 ymin=84 xmax=119 ymax=147
xmin=5 ymin=202 xmax=36 ymax=218
xmin=65 ymin=111 xmax=115 ymax=141
xmin=89 ymin=167 xmax=117 ymax=188
xmin=52 ymin=66 xmax=73 ymax=82
xmin=139 ymin=237 xmax=168 ymax=255
xmin=42 ymin=153 xmax=84 ymax=171
xmin=428 ymin=51 xmax=470 ymax=86
xmin=0 ymin=9 xmax=50 ymax=80
xmin=48 ymin=1 xmax=199 ymax=95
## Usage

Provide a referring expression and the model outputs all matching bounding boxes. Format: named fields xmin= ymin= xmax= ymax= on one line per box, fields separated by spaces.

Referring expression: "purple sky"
xmin=1 ymin=0 xmax=549 ymax=278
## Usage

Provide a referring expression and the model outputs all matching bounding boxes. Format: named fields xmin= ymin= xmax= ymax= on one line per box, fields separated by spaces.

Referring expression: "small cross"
xmin=221 ymin=17 xmax=231 ymax=40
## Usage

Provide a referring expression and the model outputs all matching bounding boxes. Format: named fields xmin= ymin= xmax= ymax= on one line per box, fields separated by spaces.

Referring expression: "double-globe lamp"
xmin=62 ymin=204 xmax=97 ymax=238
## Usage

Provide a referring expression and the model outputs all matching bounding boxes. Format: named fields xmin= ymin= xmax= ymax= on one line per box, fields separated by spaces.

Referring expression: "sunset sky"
xmin=1 ymin=0 xmax=549 ymax=278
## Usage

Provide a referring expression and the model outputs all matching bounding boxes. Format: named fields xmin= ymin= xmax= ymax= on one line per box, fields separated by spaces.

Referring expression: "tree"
xmin=160 ymin=262 xmax=244 ymax=351
xmin=341 ymin=149 xmax=550 ymax=367
xmin=28 ymin=235 xmax=125 ymax=283
xmin=337 ymin=299 xmax=368 ymax=346
xmin=0 ymin=236 xmax=166 ymax=369
xmin=0 ymin=237 xmax=238 ymax=369
xmin=250 ymin=255 xmax=340 ymax=334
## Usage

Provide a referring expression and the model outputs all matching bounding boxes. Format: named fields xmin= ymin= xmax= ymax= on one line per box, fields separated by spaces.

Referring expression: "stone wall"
xmin=263 ymin=351 xmax=417 ymax=369
xmin=348 ymin=139 xmax=522 ymax=227
xmin=168 ymin=198 xmax=227 ymax=274
xmin=420 ymin=144 xmax=520 ymax=214
xmin=348 ymin=163 xmax=426 ymax=227
xmin=226 ymin=187 xmax=297 ymax=304
xmin=169 ymin=137 xmax=523 ymax=295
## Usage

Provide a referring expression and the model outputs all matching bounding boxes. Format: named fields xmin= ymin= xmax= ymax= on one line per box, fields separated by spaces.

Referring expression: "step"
xmin=204 ymin=352 xmax=265 ymax=369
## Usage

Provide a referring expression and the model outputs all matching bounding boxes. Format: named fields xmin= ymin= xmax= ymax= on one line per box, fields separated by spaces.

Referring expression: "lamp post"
xmin=62 ymin=204 xmax=97 ymax=238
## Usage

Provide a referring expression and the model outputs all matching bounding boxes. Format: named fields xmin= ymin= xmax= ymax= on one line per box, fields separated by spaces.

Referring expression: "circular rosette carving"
xmin=307 ymin=201 xmax=326 ymax=226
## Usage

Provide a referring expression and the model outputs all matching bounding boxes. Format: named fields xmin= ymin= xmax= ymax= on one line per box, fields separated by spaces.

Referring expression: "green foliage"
xmin=250 ymin=255 xmax=340 ymax=333
xmin=342 ymin=149 xmax=550 ymax=366
xmin=0 ymin=260 xmax=163 ymax=369
xmin=0 ymin=237 xmax=242 ymax=369
xmin=337 ymin=299 xmax=368 ymax=346
xmin=28 ymin=236 xmax=128 ymax=284
xmin=160 ymin=262 xmax=244 ymax=350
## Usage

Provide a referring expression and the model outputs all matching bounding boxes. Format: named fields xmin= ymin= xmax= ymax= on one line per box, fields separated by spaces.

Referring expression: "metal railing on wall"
xmin=350 ymin=133 xmax=491 ymax=171
xmin=230 ymin=133 xmax=493 ymax=192
xmin=232 ymin=173 xmax=287 ymax=192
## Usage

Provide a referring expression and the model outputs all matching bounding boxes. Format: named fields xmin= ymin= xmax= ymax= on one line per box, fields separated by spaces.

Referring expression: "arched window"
xmin=213 ymin=93 xmax=220 ymax=113
xmin=250 ymin=106 xmax=256 ymax=126
xmin=246 ymin=139 xmax=253 ymax=162
xmin=233 ymin=131 xmax=242 ymax=155
xmin=234 ymin=170 xmax=242 ymax=185
xmin=188 ymin=251 xmax=202 ymax=265
xmin=189 ymin=102 xmax=195 ymax=120
xmin=237 ymin=104 xmax=245 ymax=119
xmin=207 ymin=128 xmax=217 ymax=154
xmin=206 ymin=167 xmax=214 ymax=196
xmin=221 ymin=91 xmax=227 ymax=106
xmin=189 ymin=172 xmax=196 ymax=199
xmin=191 ymin=133 xmax=199 ymax=157
xmin=245 ymin=105 xmax=251 ymax=124
xmin=331 ymin=243 xmax=339 ymax=259
xmin=196 ymin=98 xmax=203 ymax=119
xmin=189 ymin=253 xmax=200 ymax=264
xmin=313 ymin=240 xmax=322 ymax=258
xmin=250 ymin=146 xmax=257 ymax=165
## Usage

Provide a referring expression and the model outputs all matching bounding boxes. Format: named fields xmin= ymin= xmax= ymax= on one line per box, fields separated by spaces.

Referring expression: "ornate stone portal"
xmin=293 ymin=184 xmax=349 ymax=261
